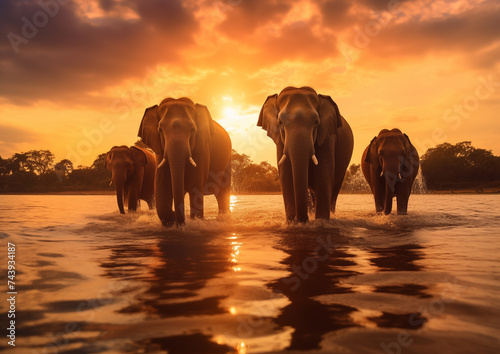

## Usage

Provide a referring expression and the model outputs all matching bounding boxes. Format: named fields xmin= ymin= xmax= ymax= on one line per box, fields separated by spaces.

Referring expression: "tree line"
xmin=0 ymin=149 xmax=280 ymax=193
xmin=1 ymin=141 xmax=499 ymax=193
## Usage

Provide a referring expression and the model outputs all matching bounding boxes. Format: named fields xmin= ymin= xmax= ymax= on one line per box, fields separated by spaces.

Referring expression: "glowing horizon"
xmin=1 ymin=0 xmax=499 ymax=168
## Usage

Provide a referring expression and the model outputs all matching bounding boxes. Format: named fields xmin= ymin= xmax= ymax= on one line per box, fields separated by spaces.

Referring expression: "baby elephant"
xmin=106 ymin=145 xmax=156 ymax=214
xmin=361 ymin=129 xmax=419 ymax=215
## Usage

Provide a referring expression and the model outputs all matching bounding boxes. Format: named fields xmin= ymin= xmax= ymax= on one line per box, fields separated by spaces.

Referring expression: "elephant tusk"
xmin=109 ymin=180 xmax=113 ymax=186
xmin=380 ymin=171 xmax=384 ymax=177
xmin=158 ymin=158 xmax=167 ymax=168
xmin=278 ymin=154 xmax=287 ymax=165
xmin=189 ymin=157 xmax=197 ymax=167
xmin=311 ymin=155 xmax=318 ymax=165
xmin=398 ymin=173 xmax=402 ymax=180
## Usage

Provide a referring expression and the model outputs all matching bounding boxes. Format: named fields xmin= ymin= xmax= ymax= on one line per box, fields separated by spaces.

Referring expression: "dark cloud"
xmin=1 ymin=0 xmax=499 ymax=108
xmin=217 ymin=0 xmax=292 ymax=38
xmin=352 ymin=2 xmax=500 ymax=67
xmin=261 ymin=22 xmax=339 ymax=62
xmin=0 ymin=0 xmax=197 ymax=105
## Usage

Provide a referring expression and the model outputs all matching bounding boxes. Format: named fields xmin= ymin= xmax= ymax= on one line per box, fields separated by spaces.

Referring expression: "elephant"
xmin=105 ymin=145 xmax=156 ymax=214
xmin=361 ymin=129 xmax=419 ymax=215
xmin=138 ymin=97 xmax=231 ymax=227
xmin=258 ymin=86 xmax=354 ymax=222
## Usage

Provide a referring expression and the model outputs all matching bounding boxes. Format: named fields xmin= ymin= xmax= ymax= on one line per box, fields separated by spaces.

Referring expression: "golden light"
xmin=228 ymin=233 xmax=243 ymax=265
xmin=223 ymin=106 xmax=238 ymax=120
xmin=229 ymin=195 xmax=237 ymax=212
xmin=229 ymin=306 xmax=237 ymax=315
xmin=236 ymin=342 xmax=247 ymax=354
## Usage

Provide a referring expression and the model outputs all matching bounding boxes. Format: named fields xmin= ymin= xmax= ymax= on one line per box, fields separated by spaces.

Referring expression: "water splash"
xmin=412 ymin=169 xmax=428 ymax=194
xmin=341 ymin=168 xmax=370 ymax=193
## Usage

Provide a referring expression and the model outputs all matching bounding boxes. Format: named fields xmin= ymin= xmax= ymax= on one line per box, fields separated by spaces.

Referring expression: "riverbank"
xmin=1 ymin=189 xmax=500 ymax=195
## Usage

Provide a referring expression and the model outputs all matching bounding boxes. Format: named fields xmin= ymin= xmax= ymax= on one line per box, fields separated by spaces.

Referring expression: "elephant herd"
xmin=106 ymin=86 xmax=419 ymax=226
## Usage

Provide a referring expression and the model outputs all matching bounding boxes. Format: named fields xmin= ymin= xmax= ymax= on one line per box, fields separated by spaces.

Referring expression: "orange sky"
xmin=1 ymin=0 xmax=499 ymax=167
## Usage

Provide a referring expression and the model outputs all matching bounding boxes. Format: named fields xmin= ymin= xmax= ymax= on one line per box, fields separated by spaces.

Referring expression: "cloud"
xmin=0 ymin=0 xmax=197 ymax=106
xmin=347 ymin=0 xmax=500 ymax=69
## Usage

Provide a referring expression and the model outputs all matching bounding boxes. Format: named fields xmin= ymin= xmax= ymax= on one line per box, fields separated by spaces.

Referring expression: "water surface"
xmin=0 ymin=194 xmax=499 ymax=353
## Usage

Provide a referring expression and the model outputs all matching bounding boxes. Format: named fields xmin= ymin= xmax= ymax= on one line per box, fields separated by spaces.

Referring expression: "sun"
xmin=223 ymin=106 xmax=237 ymax=120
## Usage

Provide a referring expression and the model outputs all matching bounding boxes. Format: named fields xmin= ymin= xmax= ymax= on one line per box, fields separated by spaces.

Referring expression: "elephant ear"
xmin=138 ymin=105 xmax=162 ymax=155
xmin=130 ymin=146 xmax=148 ymax=168
xmin=105 ymin=151 xmax=112 ymax=169
xmin=194 ymin=103 xmax=215 ymax=137
xmin=403 ymin=133 xmax=416 ymax=162
xmin=257 ymin=94 xmax=280 ymax=144
xmin=364 ymin=136 xmax=378 ymax=165
xmin=317 ymin=94 xmax=343 ymax=146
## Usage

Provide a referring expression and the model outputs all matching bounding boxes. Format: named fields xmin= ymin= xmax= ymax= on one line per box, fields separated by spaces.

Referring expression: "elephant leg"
xmin=123 ymin=186 xmax=130 ymax=212
xmin=214 ymin=162 xmax=231 ymax=214
xmin=156 ymin=163 xmax=175 ymax=226
xmin=278 ymin=146 xmax=295 ymax=222
xmin=397 ymin=196 xmax=408 ymax=215
xmin=373 ymin=178 xmax=385 ymax=213
xmin=147 ymin=199 xmax=155 ymax=210
xmin=396 ymin=184 xmax=410 ymax=215
xmin=128 ymin=170 xmax=143 ymax=212
xmin=330 ymin=180 xmax=343 ymax=214
xmin=189 ymin=189 xmax=204 ymax=219
xmin=312 ymin=167 xmax=331 ymax=220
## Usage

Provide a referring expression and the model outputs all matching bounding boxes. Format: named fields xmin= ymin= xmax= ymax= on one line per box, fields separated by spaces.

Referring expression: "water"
xmin=1 ymin=194 xmax=499 ymax=353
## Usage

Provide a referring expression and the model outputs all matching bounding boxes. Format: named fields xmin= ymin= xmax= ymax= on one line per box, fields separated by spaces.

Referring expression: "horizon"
xmin=1 ymin=0 xmax=500 ymax=167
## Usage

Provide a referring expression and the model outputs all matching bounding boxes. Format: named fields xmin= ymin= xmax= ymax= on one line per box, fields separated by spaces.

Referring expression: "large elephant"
xmin=138 ymin=97 xmax=231 ymax=226
xmin=105 ymin=145 xmax=156 ymax=214
xmin=361 ymin=129 xmax=419 ymax=215
xmin=258 ymin=86 xmax=354 ymax=222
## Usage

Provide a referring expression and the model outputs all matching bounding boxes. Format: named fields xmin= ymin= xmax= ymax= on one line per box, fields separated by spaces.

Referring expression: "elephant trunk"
xmin=287 ymin=133 xmax=314 ymax=222
xmin=166 ymin=144 xmax=190 ymax=226
xmin=112 ymin=170 xmax=127 ymax=214
xmin=382 ymin=162 xmax=400 ymax=215
xmin=384 ymin=179 xmax=394 ymax=215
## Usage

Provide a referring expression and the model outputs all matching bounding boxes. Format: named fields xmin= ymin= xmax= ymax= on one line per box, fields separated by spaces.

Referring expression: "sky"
xmin=1 ymin=0 xmax=499 ymax=167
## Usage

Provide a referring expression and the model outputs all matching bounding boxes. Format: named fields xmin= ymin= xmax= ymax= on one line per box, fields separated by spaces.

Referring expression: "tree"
xmin=24 ymin=150 xmax=55 ymax=175
xmin=231 ymin=150 xmax=280 ymax=192
xmin=54 ymin=159 xmax=74 ymax=181
xmin=421 ymin=141 xmax=500 ymax=190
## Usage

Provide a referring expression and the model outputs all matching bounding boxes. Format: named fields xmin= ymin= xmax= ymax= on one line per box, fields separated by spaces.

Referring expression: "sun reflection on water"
xmin=230 ymin=195 xmax=237 ymax=212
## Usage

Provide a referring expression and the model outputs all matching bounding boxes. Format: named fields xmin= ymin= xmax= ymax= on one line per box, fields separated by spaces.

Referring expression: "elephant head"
xmin=364 ymin=129 xmax=417 ymax=214
xmin=258 ymin=86 xmax=343 ymax=222
xmin=138 ymin=98 xmax=214 ymax=225
xmin=106 ymin=145 xmax=149 ymax=214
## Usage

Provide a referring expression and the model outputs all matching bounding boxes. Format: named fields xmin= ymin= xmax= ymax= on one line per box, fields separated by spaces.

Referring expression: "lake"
xmin=0 ymin=194 xmax=499 ymax=353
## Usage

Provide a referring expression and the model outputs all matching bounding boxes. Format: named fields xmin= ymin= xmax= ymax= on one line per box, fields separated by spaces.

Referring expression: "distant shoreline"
xmin=1 ymin=189 xmax=499 ymax=195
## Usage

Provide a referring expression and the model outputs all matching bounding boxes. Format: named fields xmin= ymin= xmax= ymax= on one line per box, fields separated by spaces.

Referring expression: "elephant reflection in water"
xmin=258 ymin=86 xmax=354 ymax=223
xmin=102 ymin=231 xmax=234 ymax=353
xmin=106 ymin=145 xmax=156 ymax=214
xmin=268 ymin=233 xmax=358 ymax=350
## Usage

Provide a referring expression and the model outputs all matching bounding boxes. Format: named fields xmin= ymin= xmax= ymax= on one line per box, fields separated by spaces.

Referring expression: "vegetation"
xmin=0 ymin=149 xmax=280 ymax=194
xmin=421 ymin=141 xmax=500 ymax=190
xmin=0 ymin=150 xmax=112 ymax=193
xmin=231 ymin=150 xmax=280 ymax=193
xmin=1 ymin=142 xmax=498 ymax=194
